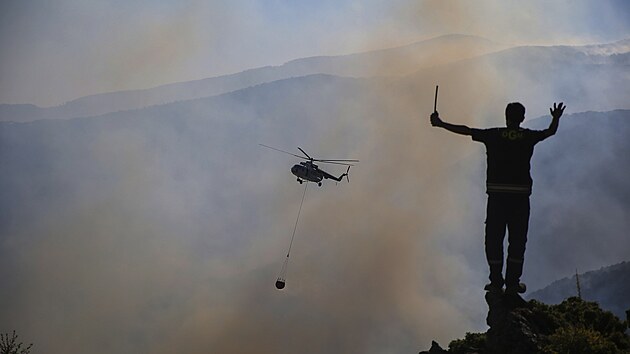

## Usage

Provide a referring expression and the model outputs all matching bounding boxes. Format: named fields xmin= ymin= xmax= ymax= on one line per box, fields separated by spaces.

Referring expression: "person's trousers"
xmin=485 ymin=193 xmax=530 ymax=287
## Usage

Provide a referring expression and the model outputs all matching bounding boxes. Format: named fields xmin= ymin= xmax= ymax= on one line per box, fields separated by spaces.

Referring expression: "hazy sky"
xmin=1 ymin=0 xmax=629 ymax=106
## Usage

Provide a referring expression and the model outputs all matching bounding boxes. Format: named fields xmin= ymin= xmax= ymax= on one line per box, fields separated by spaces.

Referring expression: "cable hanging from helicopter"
xmin=260 ymin=144 xmax=358 ymax=290
xmin=275 ymin=181 xmax=308 ymax=290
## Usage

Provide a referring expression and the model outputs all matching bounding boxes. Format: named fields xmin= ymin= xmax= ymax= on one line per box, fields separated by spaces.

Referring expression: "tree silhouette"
xmin=0 ymin=331 xmax=32 ymax=354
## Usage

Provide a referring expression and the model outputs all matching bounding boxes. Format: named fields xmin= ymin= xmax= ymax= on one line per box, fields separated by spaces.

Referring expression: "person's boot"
xmin=505 ymin=257 xmax=525 ymax=294
xmin=486 ymin=262 xmax=504 ymax=294
xmin=505 ymin=282 xmax=526 ymax=295
xmin=484 ymin=282 xmax=504 ymax=294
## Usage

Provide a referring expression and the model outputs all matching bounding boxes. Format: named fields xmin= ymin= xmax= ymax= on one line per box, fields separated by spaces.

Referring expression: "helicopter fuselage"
xmin=291 ymin=163 xmax=323 ymax=183
xmin=258 ymin=144 xmax=355 ymax=186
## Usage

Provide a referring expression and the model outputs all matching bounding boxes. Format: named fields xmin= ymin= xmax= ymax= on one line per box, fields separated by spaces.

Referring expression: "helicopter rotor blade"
xmin=317 ymin=161 xmax=356 ymax=166
xmin=297 ymin=147 xmax=312 ymax=160
xmin=316 ymin=158 xmax=360 ymax=163
xmin=261 ymin=144 xmax=358 ymax=165
xmin=259 ymin=144 xmax=308 ymax=160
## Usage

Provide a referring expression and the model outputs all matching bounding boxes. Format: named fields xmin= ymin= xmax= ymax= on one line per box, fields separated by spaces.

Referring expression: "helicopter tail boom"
xmin=322 ymin=165 xmax=352 ymax=183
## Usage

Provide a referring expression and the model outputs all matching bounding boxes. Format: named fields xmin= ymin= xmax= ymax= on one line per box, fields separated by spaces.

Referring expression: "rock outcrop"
xmin=419 ymin=296 xmax=630 ymax=353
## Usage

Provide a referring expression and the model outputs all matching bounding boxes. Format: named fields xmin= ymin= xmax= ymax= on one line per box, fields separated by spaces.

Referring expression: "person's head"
xmin=505 ymin=102 xmax=525 ymax=128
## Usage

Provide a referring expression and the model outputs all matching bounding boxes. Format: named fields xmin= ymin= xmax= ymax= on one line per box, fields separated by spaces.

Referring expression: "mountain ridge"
xmin=528 ymin=260 xmax=630 ymax=320
xmin=3 ymin=35 xmax=628 ymax=122
xmin=0 ymin=34 xmax=500 ymax=122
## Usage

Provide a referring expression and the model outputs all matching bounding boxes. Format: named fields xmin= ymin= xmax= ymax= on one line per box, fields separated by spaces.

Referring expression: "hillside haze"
xmin=1 ymin=36 xmax=628 ymax=122
xmin=0 ymin=34 xmax=502 ymax=122
xmin=528 ymin=261 xmax=630 ymax=320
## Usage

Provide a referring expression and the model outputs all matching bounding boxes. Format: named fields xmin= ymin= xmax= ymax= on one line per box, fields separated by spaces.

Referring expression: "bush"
xmin=449 ymin=332 xmax=486 ymax=354
xmin=544 ymin=326 xmax=617 ymax=354
xmin=444 ymin=297 xmax=629 ymax=353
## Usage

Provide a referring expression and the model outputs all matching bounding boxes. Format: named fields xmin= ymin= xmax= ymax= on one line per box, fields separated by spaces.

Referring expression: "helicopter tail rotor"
xmin=345 ymin=165 xmax=351 ymax=183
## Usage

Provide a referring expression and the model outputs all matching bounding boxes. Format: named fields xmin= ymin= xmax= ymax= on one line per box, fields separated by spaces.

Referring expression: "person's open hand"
xmin=430 ymin=111 xmax=442 ymax=127
xmin=550 ymin=102 xmax=565 ymax=119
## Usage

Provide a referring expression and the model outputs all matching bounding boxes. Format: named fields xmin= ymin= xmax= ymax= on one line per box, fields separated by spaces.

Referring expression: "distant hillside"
xmin=0 ymin=34 xmax=502 ymax=122
xmin=0 ymin=104 xmax=47 ymax=123
xmin=402 ymin=41 xmax=630 ymax=119
xmin=3 ymin=36 xmax=628 ymax=122
xmin=528 ymin=261 xmax=630 ymax=320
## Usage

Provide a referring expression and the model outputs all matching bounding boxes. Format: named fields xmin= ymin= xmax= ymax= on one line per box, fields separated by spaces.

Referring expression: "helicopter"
xmin=260 ymin=144 xmax=358 ymax=186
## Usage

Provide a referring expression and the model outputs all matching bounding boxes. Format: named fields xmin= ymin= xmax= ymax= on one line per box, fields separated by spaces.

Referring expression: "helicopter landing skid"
xmin=296 ymin=178 xmax=321 ymax=187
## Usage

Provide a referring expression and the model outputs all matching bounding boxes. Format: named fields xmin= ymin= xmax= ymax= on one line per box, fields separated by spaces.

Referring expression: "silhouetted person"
xmin=430 ymin=102 xmax=566 ymax=295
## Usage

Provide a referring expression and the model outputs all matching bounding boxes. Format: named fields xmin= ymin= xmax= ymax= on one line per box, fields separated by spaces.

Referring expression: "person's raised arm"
xmin=540 ymin=102 xmax=566 ymax=140
xmin=430 ymin=111 xmax=473 ymax=136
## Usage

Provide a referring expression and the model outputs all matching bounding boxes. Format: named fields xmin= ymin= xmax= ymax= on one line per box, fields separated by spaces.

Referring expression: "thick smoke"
xmin=1 ymin=1 xmax=629 ymax=354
